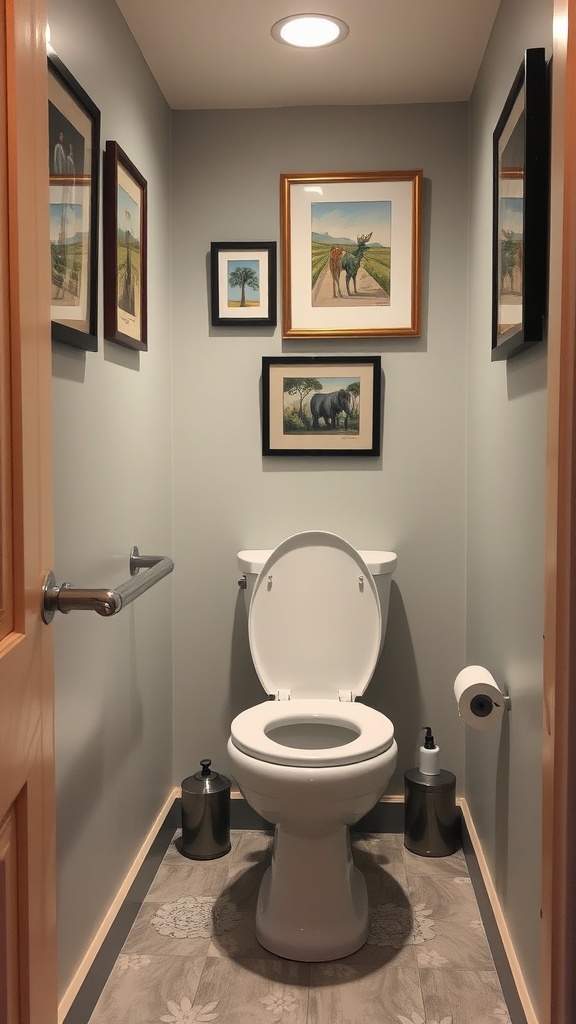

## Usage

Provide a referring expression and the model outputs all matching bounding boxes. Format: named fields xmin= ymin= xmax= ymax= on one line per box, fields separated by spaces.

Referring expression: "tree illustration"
xmin=284 ymin=377 xmax=322 ymax=415
xmin=228 ymin=265 xmax=259 ymax=307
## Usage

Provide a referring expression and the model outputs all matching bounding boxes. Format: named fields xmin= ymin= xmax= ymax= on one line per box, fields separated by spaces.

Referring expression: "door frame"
xmin=542 ymin=2 xmax=576 ymax=1022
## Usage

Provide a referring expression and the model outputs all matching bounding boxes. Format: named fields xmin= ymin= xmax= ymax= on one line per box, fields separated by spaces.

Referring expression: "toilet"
xmin=227 ymin=530 xmax=397 ymax=962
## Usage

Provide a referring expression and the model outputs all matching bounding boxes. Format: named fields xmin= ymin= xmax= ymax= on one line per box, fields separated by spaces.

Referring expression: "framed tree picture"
xmin=210 ymin=242 xmax=277 ymax=327
xmin=103 ymin=141 xmax=148 ymax=350
xmin=48 ymin=54 xmax=100 ymax=350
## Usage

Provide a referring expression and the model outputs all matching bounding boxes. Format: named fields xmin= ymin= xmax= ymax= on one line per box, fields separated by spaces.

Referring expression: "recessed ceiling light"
xmin=271 ymin=14 xmax=349 ymax=49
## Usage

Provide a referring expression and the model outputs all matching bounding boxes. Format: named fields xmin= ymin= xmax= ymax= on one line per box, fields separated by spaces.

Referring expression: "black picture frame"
xmin=103 ymin=141 xmax=148 ymax=351
xmin=262 ymin=355 xmax=381 ymax=457
xmin=48 ymin=53 xmax=100 ymax=350
xmin=491 ymin=47 xmax=549 ymax=361
xmin=210 ymin=242 xmax=277 ymax=327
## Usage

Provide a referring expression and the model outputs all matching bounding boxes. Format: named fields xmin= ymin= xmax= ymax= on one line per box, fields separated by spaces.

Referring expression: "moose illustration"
xmin=329 ymin=232 xmax=373 ymax=298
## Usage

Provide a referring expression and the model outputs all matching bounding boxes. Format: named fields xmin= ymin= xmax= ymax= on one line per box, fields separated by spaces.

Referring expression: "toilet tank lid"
xmin=238 ymin=548 xmax=396 ymax=576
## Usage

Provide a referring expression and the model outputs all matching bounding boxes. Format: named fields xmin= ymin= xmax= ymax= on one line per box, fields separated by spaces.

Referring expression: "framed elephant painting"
xmin=262 ymin=355 xmax=381 ymax=457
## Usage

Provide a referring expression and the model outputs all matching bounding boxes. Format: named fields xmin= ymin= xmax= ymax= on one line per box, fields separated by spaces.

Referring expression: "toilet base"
xmin=255 ymin=824 xmax=368 ymax=961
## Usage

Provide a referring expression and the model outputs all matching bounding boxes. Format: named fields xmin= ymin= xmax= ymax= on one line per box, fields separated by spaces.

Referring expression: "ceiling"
xmin=114 ymin=0 xmax=501 ymax=111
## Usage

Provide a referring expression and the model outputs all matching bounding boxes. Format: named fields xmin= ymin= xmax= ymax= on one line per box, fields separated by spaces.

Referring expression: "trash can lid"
xmin=404 ymin=767 xmax=456 ymax=792
xmin=182 ymin=760 xmax=231 ymax=794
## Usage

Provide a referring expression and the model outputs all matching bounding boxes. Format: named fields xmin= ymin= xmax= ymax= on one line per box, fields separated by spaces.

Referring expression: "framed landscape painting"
xmin=210 ymin=242 xmax=277 ymax=327
xmin=280 ymin=171 xmax=422 ymax=339
xmin=48 ymin=54 xmax=100 ymax=350
xmin=262 ymin=355 xmax=381 ymax=457
xmin=491 ymin=47 xmax=549 ymax=360
xmin=103 ymin=141 xmax=148 ymax=350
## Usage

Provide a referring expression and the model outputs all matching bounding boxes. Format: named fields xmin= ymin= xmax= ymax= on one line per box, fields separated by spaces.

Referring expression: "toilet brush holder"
xmin=180 ymin=760 xmax=231 ymax=860
xmin=404 ymin=768 xmax=460 ymax=857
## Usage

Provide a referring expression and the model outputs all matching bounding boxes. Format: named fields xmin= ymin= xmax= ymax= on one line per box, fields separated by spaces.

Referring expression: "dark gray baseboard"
xmin=231 ymin=796 xmax=405 ymax=833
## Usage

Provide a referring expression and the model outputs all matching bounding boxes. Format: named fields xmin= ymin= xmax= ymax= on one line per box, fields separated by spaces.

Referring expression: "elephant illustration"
xmin=310 ymin=389 xmax=353 ymax=430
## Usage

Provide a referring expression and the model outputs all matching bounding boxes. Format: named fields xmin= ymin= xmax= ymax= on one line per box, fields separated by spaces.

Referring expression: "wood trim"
xmin=57 ymin=788 xmax=179 ymax=1024
xmin=542 ymin=3 xmax=576 ymax=1023
xmin=460 ymin=799 xmax=538 ymax=1024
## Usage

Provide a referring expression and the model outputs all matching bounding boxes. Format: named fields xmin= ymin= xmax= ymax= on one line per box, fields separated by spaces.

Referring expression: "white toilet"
xmin=227 ymin=530 xmax=397 ymax=962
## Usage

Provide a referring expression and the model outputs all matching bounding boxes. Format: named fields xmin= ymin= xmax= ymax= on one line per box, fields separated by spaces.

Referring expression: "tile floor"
xmin=83 ymin=828 xmax=515 ymax=1024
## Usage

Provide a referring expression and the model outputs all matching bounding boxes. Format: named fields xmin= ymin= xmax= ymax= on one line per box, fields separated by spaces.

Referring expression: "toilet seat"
xmin=248 ymin=531 xmax=382 ymax=700
xmin=230 ymin=699 xmax=394 ymax=767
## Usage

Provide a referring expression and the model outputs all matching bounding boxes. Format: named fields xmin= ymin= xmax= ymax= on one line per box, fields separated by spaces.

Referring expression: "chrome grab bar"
xmin=41 ymin=546 xmax=174 ymax=623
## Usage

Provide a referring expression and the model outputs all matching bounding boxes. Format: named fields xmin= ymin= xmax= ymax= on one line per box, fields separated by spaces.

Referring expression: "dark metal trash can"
xmin=180 ymin=759 xmax=231 ymax=860
xmin=404 ymin=768 xmax=460 ymax=857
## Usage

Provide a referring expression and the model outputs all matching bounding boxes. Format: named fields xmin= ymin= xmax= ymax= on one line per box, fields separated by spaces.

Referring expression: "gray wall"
xmin=171 ymin=104 xmax=469 ymax=793
xmin=466 ymin=0 xmax=552 ymax=1010
xmin=48 ymin=0 xmax=173 ymax=996
xmin=46 ymin=0 xmax=551 ymax=1013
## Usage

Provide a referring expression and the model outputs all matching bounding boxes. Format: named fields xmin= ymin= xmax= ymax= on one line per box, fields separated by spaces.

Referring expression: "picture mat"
xmin=217 ymin=248 xmax=270 ymax=319
xmin=289 ymin=179 xmax=414 ymax=332
xmin=496 ymin=87 xmax=525 ymax=338
xmin=116 ymin=160 xmax=142 ymax=342
xmin=268 ymin=361 xmax=376 ymax=452
xmin=48 ymin=70 xmax=93 ymax=333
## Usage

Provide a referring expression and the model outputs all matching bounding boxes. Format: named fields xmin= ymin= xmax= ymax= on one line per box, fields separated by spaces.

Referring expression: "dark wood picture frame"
xmin=210 ymin=242 xmax=277 ymax=327
xmin=262 ymin=355 xmax=381 ymax=457
xmin=103 ymin=141 xmax=148 ymax=350
xmin=491 ymin=47 xmax=549 ymax=361
xmin=48 ymin=53 xmax=100 ymax=350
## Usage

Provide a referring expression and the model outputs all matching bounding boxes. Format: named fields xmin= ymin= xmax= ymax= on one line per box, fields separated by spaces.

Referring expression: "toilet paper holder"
xmin=453 ymin=666 xmax=511 ymax=731
xmin=470 ymin=691 xmax=511 ymax=717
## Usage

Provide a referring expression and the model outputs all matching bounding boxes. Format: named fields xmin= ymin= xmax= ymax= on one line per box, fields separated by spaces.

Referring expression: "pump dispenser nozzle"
xmin=423 ymin=726 xmax=435 ymax=749
xmin=419 ymin=726 xmax=440 ymax=775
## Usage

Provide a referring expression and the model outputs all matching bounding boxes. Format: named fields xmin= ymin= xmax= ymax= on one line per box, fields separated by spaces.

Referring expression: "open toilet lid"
xmin=248 ymin=531 xmax=382 ymax=700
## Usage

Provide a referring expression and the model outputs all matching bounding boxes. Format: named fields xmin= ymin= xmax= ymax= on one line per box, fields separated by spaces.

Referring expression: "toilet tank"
xmin=237 ymin=546 xmax=397 ymax=642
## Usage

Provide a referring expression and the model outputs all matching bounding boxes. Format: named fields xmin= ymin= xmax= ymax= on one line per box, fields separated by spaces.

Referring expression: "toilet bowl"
xmin=228 ymin=530 xmax=397 ymax=961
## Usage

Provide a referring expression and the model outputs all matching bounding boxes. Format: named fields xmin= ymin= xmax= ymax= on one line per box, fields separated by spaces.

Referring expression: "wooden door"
xmin=0 ymin=0 xmax=56 ymax=1021
xmin=542 ymin=1 xmax=576 ymax=1022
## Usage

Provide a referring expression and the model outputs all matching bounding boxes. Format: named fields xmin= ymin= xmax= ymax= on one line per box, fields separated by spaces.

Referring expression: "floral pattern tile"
xmin=406 ymin=874 xmax=480 ymax=922
xmin=419 ymin=967 xmax=512 ymax=1023
xmin=87 ymin=954 xmax=205 ymax=1024
xmin=308 ymin=962 xmax=424 ymax=1024
xmin=82 ymin=830 xmax=515 ymax=1024
xmin=186 ymin=955 xmax=309 ymax=1024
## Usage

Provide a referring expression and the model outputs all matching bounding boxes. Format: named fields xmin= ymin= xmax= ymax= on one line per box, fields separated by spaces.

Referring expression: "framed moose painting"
xmin=491 ymin=48 xmax=549 ymax=360
xmin=280 ymin=171 xmax=422 ymax=340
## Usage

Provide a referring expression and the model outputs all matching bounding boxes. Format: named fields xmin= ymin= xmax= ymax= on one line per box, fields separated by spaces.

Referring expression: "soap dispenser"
xmin=419 ymin=726 xmax=440 ymax=775
xmin=404 ymin=727 xmax=460 ymax=857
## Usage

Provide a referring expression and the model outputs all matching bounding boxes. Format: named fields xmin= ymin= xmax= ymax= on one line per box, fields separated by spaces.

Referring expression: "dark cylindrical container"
xmin=180 ymin=759 xmax=231 ymax=860
xmin=404 ymin=768 xmax=460 ymax=857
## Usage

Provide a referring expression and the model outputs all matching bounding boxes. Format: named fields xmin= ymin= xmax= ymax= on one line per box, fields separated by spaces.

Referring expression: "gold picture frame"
xmin=280 ymin=170 xmax=422 ymax=339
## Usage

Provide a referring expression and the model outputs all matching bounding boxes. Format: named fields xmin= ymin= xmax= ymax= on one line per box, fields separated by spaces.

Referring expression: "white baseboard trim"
xmin=459 ymin=797 xmax=538 ymax=1024
xmin=58 ymin=787 xmax=180 ymax=1024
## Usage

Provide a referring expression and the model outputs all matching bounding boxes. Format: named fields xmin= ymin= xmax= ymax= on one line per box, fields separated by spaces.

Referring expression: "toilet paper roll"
xmin=453 ymin=665 xmax=505 ymax=731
